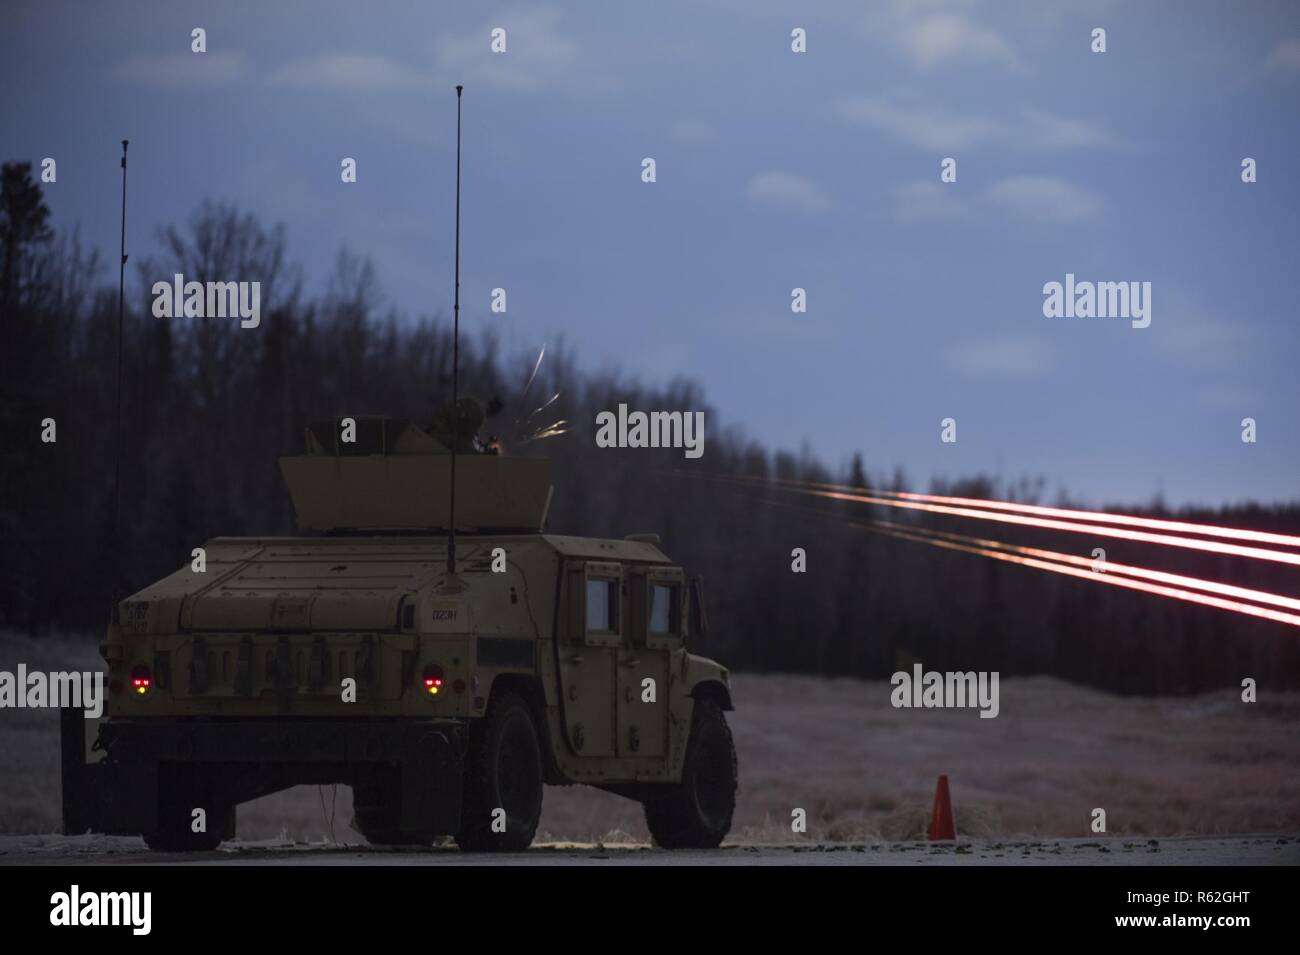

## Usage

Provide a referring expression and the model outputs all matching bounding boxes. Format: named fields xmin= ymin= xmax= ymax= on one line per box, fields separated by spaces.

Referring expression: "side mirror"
xmin=689 ymin=576 xmax=708 ymax=645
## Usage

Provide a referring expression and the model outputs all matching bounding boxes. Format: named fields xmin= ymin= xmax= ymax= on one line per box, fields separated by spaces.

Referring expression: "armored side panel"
xmin=279 ymin=454 xmax=553 ymax=531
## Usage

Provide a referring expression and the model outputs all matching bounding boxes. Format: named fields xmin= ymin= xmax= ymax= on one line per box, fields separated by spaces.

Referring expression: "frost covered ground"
xmin=3 ymin=631 xmax=1298 ymax=847
xmin=3 ymin=833 xmax=1296 ymax=866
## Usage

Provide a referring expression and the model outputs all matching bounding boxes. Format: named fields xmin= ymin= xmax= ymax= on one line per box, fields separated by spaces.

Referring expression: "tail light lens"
xmin=422 ymin=664 xmax=445 ymax=696
xmin=130 ymin=664 xmax=152 ymax=696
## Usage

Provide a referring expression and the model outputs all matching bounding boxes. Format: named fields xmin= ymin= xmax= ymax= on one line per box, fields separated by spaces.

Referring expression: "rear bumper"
xmin=96 ymin=716 xmax=465 ymax=764
xmin=62 ymin=709 xmax=466 ymax=839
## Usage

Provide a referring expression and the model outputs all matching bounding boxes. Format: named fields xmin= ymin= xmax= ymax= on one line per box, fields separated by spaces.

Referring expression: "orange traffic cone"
xmin=928 ymin=774 xmax=956 ymax=840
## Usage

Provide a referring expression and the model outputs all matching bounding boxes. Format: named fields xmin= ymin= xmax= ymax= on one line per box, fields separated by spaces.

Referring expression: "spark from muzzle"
xmin=510 ymin=345 xmax=570 ymax=444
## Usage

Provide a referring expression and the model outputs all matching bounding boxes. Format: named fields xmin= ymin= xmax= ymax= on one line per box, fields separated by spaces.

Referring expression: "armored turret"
xmin=279 ymin=414 xmax=553 ymax=533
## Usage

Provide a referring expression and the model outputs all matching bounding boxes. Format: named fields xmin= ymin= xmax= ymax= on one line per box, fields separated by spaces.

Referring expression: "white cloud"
xmin=1021 ymin=107 xmax=1120 ymax=151
xmin=892 ymin=180 xmax=969 ymax=224
xmin=1268 ymin=38 xmax=1300 ymax=71
xmin=269 ymin=55 xmax=429 ymax=90
xmin=897 ymin=13 xmax=1017 ymax=70
xmin=112 ymin=52 xmax=247 ymax=87
xmin=1149 ymin=306 xmax=1244 ymax=370
xmin=746 ymin=171 xmax=831 ymax=215
xmin=838 ymin=96 xmax=1123 ymax=153
xmin=983 ymin=175 xmax=1103 ymax=223
xmin=892 ymin=175 xmax=1104 ymax=226
xmin=838 ymin=97 xmax=999 ymax=150
xmin=434 ymin=7 xmax=580 ymax=92
xmin=947 ymin=337 xmax=1055 ymax=378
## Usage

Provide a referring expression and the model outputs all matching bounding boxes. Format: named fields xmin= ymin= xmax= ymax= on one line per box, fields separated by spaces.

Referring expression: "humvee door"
xmin=617 ymin=566 xmax=682 ymax=759
xmin=557 ymin=560 xmax=623 ymax=757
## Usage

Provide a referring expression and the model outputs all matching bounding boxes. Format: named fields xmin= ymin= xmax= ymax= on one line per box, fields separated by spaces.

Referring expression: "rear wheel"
xmin=351 ymin=769 xmax=430 ymax=846
xmin=143 ymin=770 xmax=235 ymax=852
xmin=455 ymin=693 xmax=544 ymax=852
xmin=643 ymin=699 xmax=737 ymax=849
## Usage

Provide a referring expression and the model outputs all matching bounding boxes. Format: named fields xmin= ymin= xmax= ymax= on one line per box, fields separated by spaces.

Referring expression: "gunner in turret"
xmin=427 ymin=395 xmax=502 ymax=455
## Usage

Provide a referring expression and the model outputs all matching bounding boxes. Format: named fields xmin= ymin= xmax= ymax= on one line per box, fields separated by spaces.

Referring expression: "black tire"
xmin=455 ymin=692 xmax=544 ymax=852
xmin=351 ymin=769 xmax=430 ymax=846
xmin=643 ymin=699 xmax=737 ymax=849
xmin=142 ymin=795 xmax=234 ymax=852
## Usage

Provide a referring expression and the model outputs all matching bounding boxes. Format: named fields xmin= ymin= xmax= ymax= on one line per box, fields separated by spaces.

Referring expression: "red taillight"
xmin=422 ymin=664 xmax=444 ymax=696
xmin=130 ymin=665 xmax=152 ymax=696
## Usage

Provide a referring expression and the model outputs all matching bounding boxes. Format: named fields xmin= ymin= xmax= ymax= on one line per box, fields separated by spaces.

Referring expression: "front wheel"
xmin=455 ymin=692 xmax=544 ymax=851
xmin=643 ymin=699 xmax=737 ymax=849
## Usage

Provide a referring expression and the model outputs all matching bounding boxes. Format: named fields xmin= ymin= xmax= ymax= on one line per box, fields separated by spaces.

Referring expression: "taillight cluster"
xmin=419 ymin=663 xmax=467 ymax=698
xmin=422 ymin=664 xmax=444 ymax=696
xmin=130 ymin=664 xmax=152 ymax=696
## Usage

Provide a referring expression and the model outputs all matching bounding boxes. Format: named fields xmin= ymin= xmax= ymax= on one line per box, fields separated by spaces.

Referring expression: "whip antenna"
xmin=447 ymin=86 xmax=463 ymax=576
xmin=108 ymin=139 xmax=129 ymax=623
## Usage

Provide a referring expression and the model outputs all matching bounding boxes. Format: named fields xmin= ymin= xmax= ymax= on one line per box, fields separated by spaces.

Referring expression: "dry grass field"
xmin=3 ymin=632 xmax=1297 ymax=844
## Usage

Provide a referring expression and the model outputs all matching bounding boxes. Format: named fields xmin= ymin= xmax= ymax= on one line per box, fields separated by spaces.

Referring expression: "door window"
xmin=648 ymin=583 xmax=678 ymax=636
xmin=586 ymin=578 xmax=620 ymax=634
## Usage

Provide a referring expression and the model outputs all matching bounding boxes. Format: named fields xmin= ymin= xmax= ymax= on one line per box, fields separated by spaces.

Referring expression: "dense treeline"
xmin=2 ymin=165 xmax=1297 ymax=693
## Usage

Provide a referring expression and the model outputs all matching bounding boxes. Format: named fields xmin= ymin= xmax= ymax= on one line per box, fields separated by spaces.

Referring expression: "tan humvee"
xmin=64 ymin=415 xmax=737 ymax=852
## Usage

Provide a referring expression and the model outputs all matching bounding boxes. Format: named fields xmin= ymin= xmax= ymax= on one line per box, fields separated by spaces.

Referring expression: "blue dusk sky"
xmin=3 ymin=0 xmax=1298 ymax=506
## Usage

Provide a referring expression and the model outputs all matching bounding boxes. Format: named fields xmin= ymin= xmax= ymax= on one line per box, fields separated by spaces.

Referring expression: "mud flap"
xmin=59 ymin=703 xmax=97 ymax=834
xmin=63 ymin=705 xmax=163 ymax=835
xmin=63 ymin=704 xmax=158 ymax=835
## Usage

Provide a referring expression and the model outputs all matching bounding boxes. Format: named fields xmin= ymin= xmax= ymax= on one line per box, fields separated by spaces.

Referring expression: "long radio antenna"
xmin=108 ymin=138 xmax=129 ymax=624
xmin=447 ymin=86 xmax=463 ymax=576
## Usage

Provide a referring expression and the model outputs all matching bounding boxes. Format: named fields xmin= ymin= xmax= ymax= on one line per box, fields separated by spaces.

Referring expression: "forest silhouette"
xmin=3 ymin=163 xmax=1296 ymax=694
